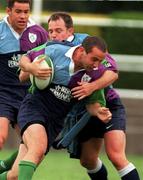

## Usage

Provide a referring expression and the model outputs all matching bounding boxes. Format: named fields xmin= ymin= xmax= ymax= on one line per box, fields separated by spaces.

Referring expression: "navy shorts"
xmin=18 ymin=89 xmax=72 ymax=152
xmin=0 ymin=86 xmax=28 ymax=127
xmin=78 ymin=98 xmax=126 ymax=143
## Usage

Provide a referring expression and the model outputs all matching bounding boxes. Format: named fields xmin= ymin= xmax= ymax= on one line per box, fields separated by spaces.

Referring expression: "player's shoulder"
xmin=74 ymin=33 xmax=89 ymax=38
xmin=26 ymin=24 xmax=47 ymax=35
xmin=72 ymin=33 xmax=89 ymax=45
xmin=74 ymin=33 xmax=89 ymax=41
xmin=0 ymin=19 xmax=6 ymax=29
xmin=0 ymin=20 xmax=9 ymax=38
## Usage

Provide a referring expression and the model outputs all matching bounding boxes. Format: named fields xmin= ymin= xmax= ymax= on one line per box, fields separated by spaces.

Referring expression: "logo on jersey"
xmin=8 ymin=54 xmax=21 ymax=68
xmin=28 ymin=33 xmax=37 ymax=43
xmin=50 ymin=85 xmax=72 ymax=102
xmin=81 ymin=73 xmax=91 ymax=82
xmin=102 ymin=60 xmax=111 ymax=68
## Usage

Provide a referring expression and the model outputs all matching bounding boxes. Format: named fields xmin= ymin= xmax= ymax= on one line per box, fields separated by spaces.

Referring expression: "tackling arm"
xmin=72 ymin=70 xmax=118 ymax=100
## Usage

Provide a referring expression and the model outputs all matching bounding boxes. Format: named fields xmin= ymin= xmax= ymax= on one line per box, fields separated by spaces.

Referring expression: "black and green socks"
xmin=0 ymin=150 xmax=18 ymax=173
xmin=18 ymin=160 xmax=37 ymax=180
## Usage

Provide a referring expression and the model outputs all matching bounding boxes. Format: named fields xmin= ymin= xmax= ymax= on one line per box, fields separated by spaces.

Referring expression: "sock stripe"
xmin=19 ymin=160 xmax=37 ymax=171
xmin=118 ymin=163 xmax=136 ymax=177
xmin=87 ymin=158 xmax=102 ymax=174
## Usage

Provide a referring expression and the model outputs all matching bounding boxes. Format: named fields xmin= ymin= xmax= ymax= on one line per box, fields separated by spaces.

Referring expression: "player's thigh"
xmin=104 ymin=130 xmax=126 ymax=157
xmin=81 ymin=137 xmax=103 ymax=160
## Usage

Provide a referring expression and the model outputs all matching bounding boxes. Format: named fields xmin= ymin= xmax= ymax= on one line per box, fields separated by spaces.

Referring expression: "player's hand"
xmin=71 ymin=81 xmax=94 ymax=100
xmin=97 ymin=107 xmax=112 ymax=123
xmin=30 ymin=57 xmax=52 ymax=79
xmin=86 ymin=104 xmax=112 ymax=123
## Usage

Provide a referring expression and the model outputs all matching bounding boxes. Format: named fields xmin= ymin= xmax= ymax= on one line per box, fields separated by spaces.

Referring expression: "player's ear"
xmin=79 ymin=46 xmax=86 ymax=54
xmin=6 ymin=7 xmax=12 ymax=16
xmin=68 ymin=27 xmax=74 ymax=34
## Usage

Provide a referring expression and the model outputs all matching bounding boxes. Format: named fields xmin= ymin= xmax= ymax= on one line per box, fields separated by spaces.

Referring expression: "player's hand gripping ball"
xmin=30 ymin=55 xmax=54 ymax=90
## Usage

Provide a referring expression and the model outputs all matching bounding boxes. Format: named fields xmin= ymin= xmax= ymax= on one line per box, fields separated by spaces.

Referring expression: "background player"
xmin=0 ymin=0 xmax=48 ymax=178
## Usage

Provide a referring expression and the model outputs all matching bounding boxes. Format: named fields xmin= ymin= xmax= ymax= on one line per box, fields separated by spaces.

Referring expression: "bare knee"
xmin=80 ymin=155 xmax=97 ymax=170
xmin=107 ymin=153 xmax=128 ymax=170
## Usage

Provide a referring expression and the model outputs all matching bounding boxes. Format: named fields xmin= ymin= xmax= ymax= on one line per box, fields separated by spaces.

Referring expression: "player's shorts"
xmin=78 ymin=98 xmax=126 ymax=143
xmin=0 ymin=86 xmax=28 ymax=127
xmin=18 ymin=88 xmax=72 ymax=152
xmin=0 ymin=102 xmax=19 ymax=127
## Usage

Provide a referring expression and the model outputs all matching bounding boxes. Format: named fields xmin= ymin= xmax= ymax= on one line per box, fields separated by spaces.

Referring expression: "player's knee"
xmin=80 ymin=157 xmax=96 ymax=169
xmin=107 ymin=153 xmax=126 ymax=169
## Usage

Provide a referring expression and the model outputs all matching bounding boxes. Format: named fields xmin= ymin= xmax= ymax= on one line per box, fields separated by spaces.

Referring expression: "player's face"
xmin=48 ymin=18 xmax=74 ymax=41
xmin=6 ymin=2 xmax=30 ymax=34
xmin=82 ymin=47 xmax=106 ymax=70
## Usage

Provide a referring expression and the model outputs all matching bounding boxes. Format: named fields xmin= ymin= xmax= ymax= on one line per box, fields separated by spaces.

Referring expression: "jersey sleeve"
xmin=86 ymin=89 xmax=106 ymax=107
xmin=99 ymin=53 xmax=118 ymax=73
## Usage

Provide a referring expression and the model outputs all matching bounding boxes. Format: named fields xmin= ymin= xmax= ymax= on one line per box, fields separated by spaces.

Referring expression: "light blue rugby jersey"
xmin=68 ymin=33 xmax=88 ymax=45
xmin=0 ymin=19 xmax=20 ymax=53
xmin=28 ymin=33 xmax=89 ymax=86
xmin=45 ymin=43 xmax=76 ymax=86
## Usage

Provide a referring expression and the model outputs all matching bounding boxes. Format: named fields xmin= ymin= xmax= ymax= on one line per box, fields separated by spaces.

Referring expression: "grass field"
xmin=1 ymin=149 xmax=143 ymax=180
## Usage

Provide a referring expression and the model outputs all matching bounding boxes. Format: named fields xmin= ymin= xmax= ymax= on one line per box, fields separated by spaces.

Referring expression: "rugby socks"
xmin=0 ymin=171 xmax=8 ymax=180
xmin=118 ymin=163 xmax=140 ymax=180
xmin=87 ymin=158 xmax=108 ymax=180
xmin=18 ymin=160 xmax=37 ymax=180
xmin=0 ymin=150 xmax=18 ymax=173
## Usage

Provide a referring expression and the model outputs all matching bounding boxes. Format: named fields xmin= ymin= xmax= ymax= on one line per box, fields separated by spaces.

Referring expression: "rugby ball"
xmin=30 ymin=54 xmax=54 ymax=90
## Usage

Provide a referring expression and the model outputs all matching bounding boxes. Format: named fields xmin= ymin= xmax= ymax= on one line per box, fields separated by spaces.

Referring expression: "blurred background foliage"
xmin=1 ymin=0 xmax=143 ymax=89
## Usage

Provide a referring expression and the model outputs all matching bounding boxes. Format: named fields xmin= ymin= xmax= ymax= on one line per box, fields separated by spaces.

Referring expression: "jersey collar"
xmin=4 ymin=16 xmax=36 ymax=39
xmin=65 ymin=45 xmax=81 ymax=75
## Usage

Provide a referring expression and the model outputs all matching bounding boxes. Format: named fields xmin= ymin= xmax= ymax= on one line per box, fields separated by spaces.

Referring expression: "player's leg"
xmin=80 ymin=138 xmax=108 ymax=180
xmin=7 ymin=143 xmax=27 ymax=180
xmin=0 ymin=117 xmax=9 ymax=150
xmin=18 ymin=124 xmax=47 ymax=180
xmin=0 ymin=143 xmax=27 ymax=180
xmin=104 ymin=130 xmax=140 ymax=180
xmin=0 ymin=124 xmax=20 ymax=174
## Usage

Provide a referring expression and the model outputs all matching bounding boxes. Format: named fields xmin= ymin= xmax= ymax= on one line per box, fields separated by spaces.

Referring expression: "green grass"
xmin=1 ymin=149 xmax=143 ymax=180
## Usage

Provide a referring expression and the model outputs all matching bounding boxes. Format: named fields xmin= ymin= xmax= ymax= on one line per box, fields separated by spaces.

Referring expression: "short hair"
xmin=82 ymin=36 xmax=107 ymax=54
xmin=7 ymin=0 xmax=31 ymax=8
xmin=48 ymin=12 xmax=73 ymax=29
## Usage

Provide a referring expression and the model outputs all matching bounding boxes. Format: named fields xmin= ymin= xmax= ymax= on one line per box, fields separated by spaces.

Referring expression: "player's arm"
xmin=19 ymin=55 xmax=32 ymax=82
xmin=72 ymin=70 xmax=118 ymax=100
xmin=86 ymin=89 xmax=112 ymax=122
xmin=19 ymin=70 xmax=30 ymax=82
